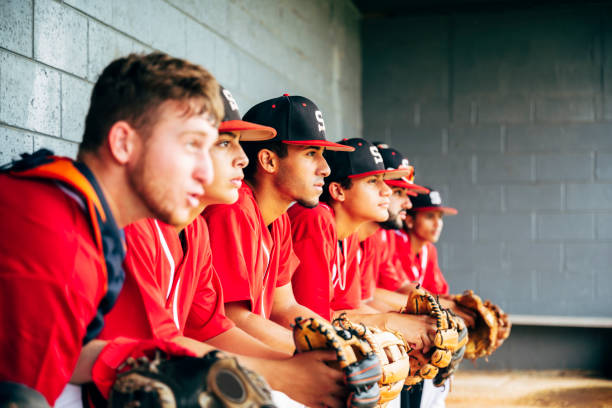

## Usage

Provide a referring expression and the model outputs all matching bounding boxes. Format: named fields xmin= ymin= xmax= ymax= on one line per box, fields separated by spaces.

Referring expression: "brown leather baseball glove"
xmin=333 ymin=315 xmax=410 ymax=407
xmin=293 ymin=317 xmax=382 ymax=408
xmin=453 ymin=290 xmax=499 ymax=360
xmin=400 ymin=285 xmax=460 ymax=388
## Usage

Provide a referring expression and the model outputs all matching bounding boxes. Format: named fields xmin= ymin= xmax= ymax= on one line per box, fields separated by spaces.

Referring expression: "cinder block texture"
xmin=0 ymin=0 xmax=33 ymax=57
xmin=477 ymin=155 xmax=533 ymax=183
xmin=596 ymin=153 xmax=612 ymax=181
xmin=478 ymin=214 xmax=533 ymax=241
xmin=2 ymin=0 xmax=362 ymax=175
xmin=537 ymin=213 xmax=594 ymax=240
xmin=567 ymin=184 xmax=612 ymax=211
xmin=0 ymin=126 xmax=33 ymax=166
xmin=34 ymin=0 xmax=88 ymax=77
xmin=505 ymin=184 xmax=562 ymax=211
xmin=33 ymin=135 xmax=78 ymax=159
xmin=61 ymin=74 xmax=93 ymax=143
xmin=596 ymin=214 xmax=612 ymax=239
xmin=0 ymin=52 xmax=61 ymax=136
xmin=536 ymin=153 xmax=593 ymax=182
xmin=362 ymin=4 xmax=612 ymax=320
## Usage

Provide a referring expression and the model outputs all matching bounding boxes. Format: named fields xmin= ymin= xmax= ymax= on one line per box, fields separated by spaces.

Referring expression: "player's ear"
xmin=257 ymin=149 xmax=278 ymax=175
xmin=329 ymin=181 xmax=345 ymax=202
xmin=107 ymin=120 xmax=137 ymax=165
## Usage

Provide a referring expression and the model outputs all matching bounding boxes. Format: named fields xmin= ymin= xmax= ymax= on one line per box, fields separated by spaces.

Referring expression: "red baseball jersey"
xmin=359 ymin=228 xmax=409 ymax=300
xmin=99 ymin=217 xmax=233 ymax=343
xmin=393 ymin=231 xmax=449 ymax=295
xmin=0 ymin=175 xmax=107 ymax=404
xmin=288 ymin=203 xmax=362 ymax=320
xmin=202 ymin=184 xmax=299 ymax=318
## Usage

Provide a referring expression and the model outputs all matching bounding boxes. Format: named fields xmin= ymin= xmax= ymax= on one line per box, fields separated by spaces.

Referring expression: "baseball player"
xmin=202 ymin=94 xmax=353 ymax=407
xmin=355 ymin=145 xmax=430 ymax=311
xmin=93 ymin=88 xmax=345 ymax=408
xmin=0 ymin=53 xmax=224 ymax=405
xmin=288 ymin=138 xmax=439 ymax=352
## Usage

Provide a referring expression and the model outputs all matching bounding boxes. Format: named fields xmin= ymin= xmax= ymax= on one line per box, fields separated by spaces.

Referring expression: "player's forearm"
xmin=226 ymin=305 xmax=295 ymax=354
xmin=374 ymin=287 xmax=406 ymax=310
xmin=206 ymin=327 xmax=291 ymax=359
xmin=70 ymin=339 xmax=108 ymax=384
xmin=269 ymin=303 xmax=328 ymax=329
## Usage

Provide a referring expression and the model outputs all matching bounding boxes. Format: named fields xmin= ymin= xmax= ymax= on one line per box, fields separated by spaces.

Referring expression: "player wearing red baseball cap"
xmin=288 ymin=138 xmax=438 ymax=353
xmin=0 ymin=53 xmax=224 ymax=405
xmin=202 ymin=94 xmax=351 ymax=408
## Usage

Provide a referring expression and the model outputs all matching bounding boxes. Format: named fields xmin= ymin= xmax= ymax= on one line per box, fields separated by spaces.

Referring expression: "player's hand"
xmin=271 ymin=350 xmax=346 ymax=408
xmin=439 ymin=297 xmax=477 ymax=328
xmin=385 ymin=312 xmax=438 ymax=353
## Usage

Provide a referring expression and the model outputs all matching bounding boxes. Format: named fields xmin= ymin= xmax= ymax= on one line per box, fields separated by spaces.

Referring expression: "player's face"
xmin=275 ymin=145 xmax=330 ymax=208
xmin=343 ymin=174 xmax=392 ymax=223
xmin=412 ymin=210 xmax=444 ymax=243
xmin=380 ymin=187 xmax=412 ymax=229
xmin=128 ymin=99 xmax=217 ymax=227
xmin=202 ymin=131 xmax=248 ymax=206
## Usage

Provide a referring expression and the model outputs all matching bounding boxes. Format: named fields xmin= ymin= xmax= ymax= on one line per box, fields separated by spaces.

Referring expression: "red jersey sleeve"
xmin=275 ymin=214 xmax=301 ymax=287
xmin=289 ymin=205 xmax=335 ymax=320
xmin=376 ymin=231 xmax=408 ymax=292
xmin=421 ymin=243 xmax=449 ymax=295
xmin=103 ymin=220 xmax=180 ymax=341
xmin=203 ymin=204 xmax=257 ymax=307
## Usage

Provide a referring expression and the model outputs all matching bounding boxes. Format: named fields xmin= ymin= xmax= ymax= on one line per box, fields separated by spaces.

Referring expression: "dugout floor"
xmin=446 ymin=370 xmax=612 ymax=407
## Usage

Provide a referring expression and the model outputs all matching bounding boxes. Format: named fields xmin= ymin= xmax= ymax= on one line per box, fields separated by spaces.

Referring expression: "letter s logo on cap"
xmin=430 ymin=191 xmax=442 ymax=205
xmin=315 ymin=111 xmax=326 ymax=133
xmin=370 ymin=146 xmax=384 ymax=164
xmin=222 ymin=89 xmax=239 ymax=112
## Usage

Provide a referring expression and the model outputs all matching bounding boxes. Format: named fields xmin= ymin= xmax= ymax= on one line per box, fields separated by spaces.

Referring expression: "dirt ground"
xmin=446 ymin=370 xmax=612 ymax=408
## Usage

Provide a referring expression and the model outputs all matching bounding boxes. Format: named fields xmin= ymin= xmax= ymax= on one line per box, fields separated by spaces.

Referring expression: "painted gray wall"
xmin=363 ymin=5 xmax=612 ymax=318
xmin=1 ymin=0 xmax=362 ymax=162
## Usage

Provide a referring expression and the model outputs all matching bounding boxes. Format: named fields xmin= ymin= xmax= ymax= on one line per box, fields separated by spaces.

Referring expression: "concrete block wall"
xmin=1 ymin=0 xmax=362 ymax=163
xmin=363 ymin=4 xmax=612 ymax=318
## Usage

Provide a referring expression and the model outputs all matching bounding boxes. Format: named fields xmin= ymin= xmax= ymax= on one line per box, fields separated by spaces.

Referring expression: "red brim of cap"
xmin=348 ymin=168 xmax=413 ymax=180
xmin=283 ymin=140 xmax=355 ymax=151
xmin=219 ymin=120 xmax=277 ymax=141
xmin=385 ymin=178 xmax=430 ymax=193
xmin=412 ymin=206 xmax=458 ymax=215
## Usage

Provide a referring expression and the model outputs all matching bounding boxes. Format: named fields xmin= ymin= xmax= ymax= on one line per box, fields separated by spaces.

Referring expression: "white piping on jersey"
xmin=332 ymin=239 xmax=348 ymax=290
xmin=260 ymin=241 xmax=271 ymax=317
xmin=154 ymin=219 xmax=180 ymax=330
xmin=412 ymin=244 xmax=427 ymax=285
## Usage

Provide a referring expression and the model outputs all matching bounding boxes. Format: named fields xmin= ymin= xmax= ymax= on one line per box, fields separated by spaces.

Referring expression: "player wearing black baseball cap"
xmin=203 ymin=94 xmax=349 ymax=408
xmin=288 ymin=138 xmax=439 ymax=366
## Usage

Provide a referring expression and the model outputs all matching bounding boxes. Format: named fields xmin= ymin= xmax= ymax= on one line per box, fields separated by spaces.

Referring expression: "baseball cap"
xmin=324 ymin=138 xmax=414 ymax=181
xmin=218 ymin=86 xmax=276 ymax=141
xmin=242 ymin=94 xmax=354 ymax=151
xmin=409 ymin=188 xmax=458 ymax=215
xmin=374 ymin=144 xmax=429 ymax=194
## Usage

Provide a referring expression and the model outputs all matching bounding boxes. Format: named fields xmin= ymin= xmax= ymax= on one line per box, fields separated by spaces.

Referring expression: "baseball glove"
xmin=433 ymin=310 xmax=469 ymax=387
xmin=453 ymin=290 xmax=498 ymax=360
xmin=109 ymin=349 xmax=276 ymax=408
xmin=333 ymin=315 xmax=410 ymax=407
xmin=400 ymin=285 xmax=460 ymax=388
xmin=293 ymin=316 xmax=382 ymax=408
xmin=484 ymin=299 xmax=512 ymax=349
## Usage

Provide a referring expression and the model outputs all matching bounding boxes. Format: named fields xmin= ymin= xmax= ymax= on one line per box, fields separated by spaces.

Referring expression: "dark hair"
xmin=241 ymin=139 xmax=288 ymax=182
xmin=79 ymin=52 xmax=223 ymax=154
xmin=320 ymin=177 xmax=352 ymax=204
